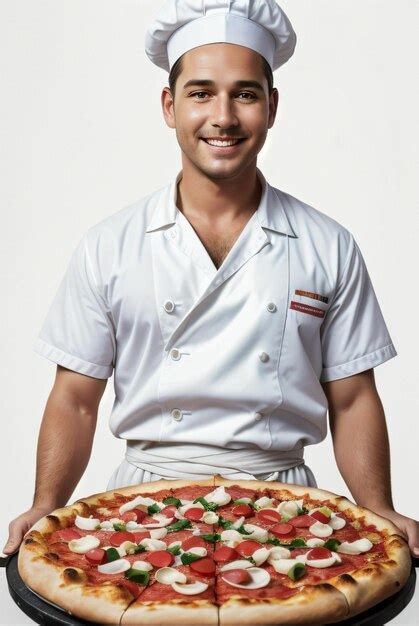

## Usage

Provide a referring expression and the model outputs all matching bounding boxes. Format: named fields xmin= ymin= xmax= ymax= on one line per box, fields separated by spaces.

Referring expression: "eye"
xmin=237 ymin=92 xmax=256 ymax=100
xmin=191 ymin=91 xmax=209 ymax=99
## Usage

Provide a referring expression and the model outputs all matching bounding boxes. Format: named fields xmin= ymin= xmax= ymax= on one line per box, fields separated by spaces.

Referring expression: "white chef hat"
xmin=145 ymin=0 xmax=296 ymax=73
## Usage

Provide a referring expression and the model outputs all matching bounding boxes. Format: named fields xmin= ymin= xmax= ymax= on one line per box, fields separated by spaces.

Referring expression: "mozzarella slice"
xmin=269 ymin=558 xmax=302 ymax=575
xmin=337 ymin=538 xmax=373 ymax=554
xmin=179 ymin=502 xmax=205 ymax=516
xmin=329 ymin=514 xmax=347 ymax=530
xmin=254 ymin=496 xmax=274 ymax=509
xmin=220 ymin=560 xmax=253 ymax=572
xmin=306 ymin=538 xmax=325 ymax=548
xmin=201 ymin=511 xmax=219 ymax=524
xmin=75 ymin=515 xmax=100 ymax=531
xmin=119 ymin=495 xmax=159 ymax=515
xmin=220 ymin=529 xmax=244 ymax=543
xmin=221 ymin=567 xmax=270 ymax=589
xmin=277 ymin=500 xmax=304 ymax=519
xmin=234 ymin=497 xmax=253 ymax=505
xmin=156 ymin=567 xmax=187 ymax=584
xmin=168 ymin=541 xmax=182 ymax=550
xmin=309 ymin=521 xmax=333 ymax=538
xmin=242 ymin=524 xmax=268 ymax=541
xmin=119 ymin=541 xmax=138 ymax=555
xmin=251 ymin=547 xmax=271 ymax=566
xmin=223 ymin=540 xmax=241 ymax=548
xmin=68 ymin=535 xmax=100 ymax=554
xmin=303 ymin=551 xmax=342 ymax=568
xmin=132 ymin=560 xmax=153 ymax=572
xmin=142 ymin=514 xmax=175 ymax=528
xmin=125 ymin=521 xmax=144 ymax=531
xmin=139 ymin=538 xmax=167 ymax=551
xmin=109 ymin=518 xmax=125 ymax=525
xmin=150 ymin=527 xmax=168 ymax=539
xmin=99 ymin=521 xmax=114 ymax=530
xmin=188 ymin=547 xmax=207 ymax=557
xmin=172 ymin=581 xmax=209 ymax=595
xmin=204 ymin=486 xmax=232 ymax=506
xmin=230 ymin=516 xmax=245 ymax=530
xmin=97 ymin=558 xmax=131 ymax=574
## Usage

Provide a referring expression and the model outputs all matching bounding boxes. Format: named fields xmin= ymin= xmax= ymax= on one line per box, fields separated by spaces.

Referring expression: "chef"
xmin=4 ymin=0 xmax=419 ymax=557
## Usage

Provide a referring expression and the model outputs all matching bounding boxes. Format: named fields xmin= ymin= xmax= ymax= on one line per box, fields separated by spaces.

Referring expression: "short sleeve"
xmin=320 ymin=234 xmax=397 ymax=382
xmin=34 ymin=235 xmax=116 ymax=379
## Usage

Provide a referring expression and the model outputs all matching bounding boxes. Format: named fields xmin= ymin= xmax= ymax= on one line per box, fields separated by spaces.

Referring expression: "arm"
xmin=3 ymin=365 xmax=107 ymax=554
xmin=322 ymin=368 xmax=419 ymax=556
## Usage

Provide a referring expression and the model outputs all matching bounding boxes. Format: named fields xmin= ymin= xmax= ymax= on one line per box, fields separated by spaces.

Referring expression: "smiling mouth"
xmin=201 ymin=138 xmax=246 ymax=148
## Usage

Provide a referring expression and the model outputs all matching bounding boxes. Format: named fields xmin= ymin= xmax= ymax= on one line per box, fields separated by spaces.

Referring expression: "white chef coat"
xmin=34 ymin=168 xmax=397 ymax=489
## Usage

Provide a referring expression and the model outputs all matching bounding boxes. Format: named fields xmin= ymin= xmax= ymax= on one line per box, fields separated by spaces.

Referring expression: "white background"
xmin=1 ymin=0 xmax=418 ymax=559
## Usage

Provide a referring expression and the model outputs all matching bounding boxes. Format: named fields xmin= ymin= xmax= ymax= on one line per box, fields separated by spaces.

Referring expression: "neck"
xmin=176 ymin=160 xmax=262 ymax=225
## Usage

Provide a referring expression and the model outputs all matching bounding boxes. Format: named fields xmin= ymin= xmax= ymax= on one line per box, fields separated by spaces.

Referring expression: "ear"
xmin=268 ymin=88 xmax=279 ymax=129
xmin=161 ymin=87 xmax=176 ymax=129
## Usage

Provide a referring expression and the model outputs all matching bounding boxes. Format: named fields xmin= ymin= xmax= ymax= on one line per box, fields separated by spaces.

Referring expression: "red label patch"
xmin=290 ymin=301 xmax=325 ymax=318
xmin=295 ymin=289 xmax=328 ymax=304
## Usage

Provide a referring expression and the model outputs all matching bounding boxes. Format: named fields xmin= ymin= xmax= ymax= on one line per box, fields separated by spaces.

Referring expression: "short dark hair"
xmin=168 ymin=52 xmax=274 ymax=98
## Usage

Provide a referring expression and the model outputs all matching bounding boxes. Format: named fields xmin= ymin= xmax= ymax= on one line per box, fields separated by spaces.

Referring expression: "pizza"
xmin=18 ymin=475 xmax=411 ymax=625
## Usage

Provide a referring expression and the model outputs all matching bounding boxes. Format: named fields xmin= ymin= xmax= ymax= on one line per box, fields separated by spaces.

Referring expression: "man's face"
xmin=162 ymin=43 xmax=279 ymax=180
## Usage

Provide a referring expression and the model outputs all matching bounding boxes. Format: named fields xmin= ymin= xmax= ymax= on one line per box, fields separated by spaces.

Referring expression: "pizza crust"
xmin=218 ymin=583 xmax=350 ymax=625
xmin=121 ymin=598 xmax=218 ymax=625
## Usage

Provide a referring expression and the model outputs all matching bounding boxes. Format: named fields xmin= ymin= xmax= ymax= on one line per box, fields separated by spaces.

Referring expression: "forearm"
xmin=33 ymin=389 xmax=97 ymax=509
xmin=330 ymin=391 xmax=394 ymax=511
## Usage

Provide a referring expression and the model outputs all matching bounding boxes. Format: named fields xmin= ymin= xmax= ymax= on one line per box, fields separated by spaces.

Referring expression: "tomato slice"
xmin=222 ymin=568 xmax=251 ymax=585
xmin=189 ymin=557 xmax=216 ymax=576
xmin=307 ymin=547 xmax=333 ymax=561
xmin=146 ymin=550 xmax=174 ymax=568
xmin=231 ymin=504 xmax=253 ymax=518
xmin=270 ymin=523 xmax=296 ymax=538
xmin=182 ymin=536 xmax=208 ymax=551
xmin=213 ymin=546 xmax=240 ymax=562
xmin=235 ymin=540 xmax=261 ymax=557
xmin=109 ymin=531 xmax=136 ymax=547
xmin=57 ymin=528 xmax=81 ymax=542
xmin=121 ymin=511 xmax=138 ymax=523
xmin=118 ymin=579 xmax=141 ymax=599
xmin=133 ymin=531 xmax=151 ymax=543
xmin=310 ymin=511 xmax=330 ymax=524
xmin=160 ymin=505 xmax=178 ymax=518
xmin=85 ymin=548 xmax=107 ymax=566
xmin=256 ymin=509 xmax=282 ymax=524
xmin=132 ymin=508 xmax=147 ymax=523
xmin=183 ymin=508 xmax=205 ymax=522
xmin=289 ymin=514 xmax=313 ymax=528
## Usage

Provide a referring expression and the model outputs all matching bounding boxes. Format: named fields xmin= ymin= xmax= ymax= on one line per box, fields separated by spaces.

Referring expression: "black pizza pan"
xmin=2 ymin=553 xmax=418 ymax=625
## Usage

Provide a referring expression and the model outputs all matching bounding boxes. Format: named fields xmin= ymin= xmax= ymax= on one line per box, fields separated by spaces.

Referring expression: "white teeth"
xmin=205 ymin=139 xmax=241 ymax=147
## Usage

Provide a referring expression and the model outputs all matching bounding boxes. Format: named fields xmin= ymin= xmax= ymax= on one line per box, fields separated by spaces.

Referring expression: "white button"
xmin=170 ymin=230 xmax=177 ymax=238
xmin=170 ymin=348 xmax=181 ymax=361
xmin=259 ymin=352 xmax=270 ymax=363
xmin=267 ymin=302 xmax=277 ymax=313
xmin=254 ymin=412 xmax=263 ymax=421
xmin=171 ymin=408 xmax=183 ymax=421
xmin=164 ymin=300 xmax=175 ymax=313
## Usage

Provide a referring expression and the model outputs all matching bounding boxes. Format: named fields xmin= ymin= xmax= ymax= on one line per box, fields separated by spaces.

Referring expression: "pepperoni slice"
xmin=183 ymin=508 xmax=204 ymax=522
xmin=85 ymin=548 xmax=107 ymax=566
xmin=182 ymin=536 xmax=208 ymax=551
xmin=222 ymin=568 xmax=252 ymax=585
xmin=289 ymin=514 xmax=313 ymax=528
xmin=118 ymin=579 xmax=141 ymax=599
xmin=235 ymin=540 xmax=261 ymax=557
xmin=271 ymin=523 xmax=296 ymax=538
xmin=160 ymin=505 xmax=178 ymax=518
xmin=310 ymin=511 xmax=330 ymax=524
xmin=121 ymin=511 xmax=138 ymax=523
xmin=307 ymin=547 xmax=333 ymax=561
xmin=231 ymin=504 xmax=253 ymax=518
xmin=57 ymin=528 xmax=82 ymax=542
xmin=190 ymin=557 xmax=216 ymax=576
xmin=256 ymin=509 xmax=282 ymax=524
xmin=109 ymin=531 xmax=136 ymax=547
xmin=146 ymin=550 xmax=174 ymax=568
xmin=213 ymin=546 xmax=240 ymax=562
xmin=133 ymin=531 xmax=151 ymax=543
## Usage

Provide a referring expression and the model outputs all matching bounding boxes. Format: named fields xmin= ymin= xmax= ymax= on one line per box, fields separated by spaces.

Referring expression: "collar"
xmin=145 ymin=168 xmax=296 ymax=237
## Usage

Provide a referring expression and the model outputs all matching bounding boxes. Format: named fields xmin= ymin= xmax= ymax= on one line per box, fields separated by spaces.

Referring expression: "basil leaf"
xmin=112 ymin=523 xmax=126 ymax=531
xmin=233 ymin=499 xmax=256 ymax=509
xmin=134 ymin=544 xmax=146 ymax=554
xmin=288 ymin=562 xmax=306 ymax=581
xmin=193 ymin=497 xmax=218 ymax=512
xmin=167 ymin=544 xmax=182 ymax=555
xmin=323 ymin=538 xmax=341 ymax=551
xmin=166 ymin=519 xmax=192 ymax=533
xmin=147 ymin=503 xmax=160 ymax=515
xmin=125 ymin=568 xmax=150 ymax=585
xmin=162 ymin=496 xmax=182 ymax=508
xmin=267 ymin=537 xmax=307 ymax=548
xmin=181 ymin=552 xmax=203 ymax=565
xmin=105 ymin=547 xmax=120 ymax=562
xmin=200 ymin=533 xmax=221 ymax=543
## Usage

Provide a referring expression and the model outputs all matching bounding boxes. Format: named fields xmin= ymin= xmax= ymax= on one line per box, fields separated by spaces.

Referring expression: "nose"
xmin=209 ymin=93 xmax=240 ymax=129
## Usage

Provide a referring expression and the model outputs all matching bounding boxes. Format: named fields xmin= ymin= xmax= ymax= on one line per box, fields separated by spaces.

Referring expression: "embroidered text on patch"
xmin=295 ymin=289 xmax=328 ymax=304
xmin=290 ymin=301 xmax=325 ymax=318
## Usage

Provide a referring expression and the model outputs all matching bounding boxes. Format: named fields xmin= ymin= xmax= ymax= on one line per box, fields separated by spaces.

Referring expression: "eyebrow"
xmin=182 ymin=79 xmax=265 ymax=92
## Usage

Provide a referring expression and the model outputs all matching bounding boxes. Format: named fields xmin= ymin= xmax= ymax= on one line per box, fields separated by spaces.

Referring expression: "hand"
xmin=373 ymin=507 xmax=419 ymax=558
xmin=3 ymin=505 xmax=54 ymax=555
